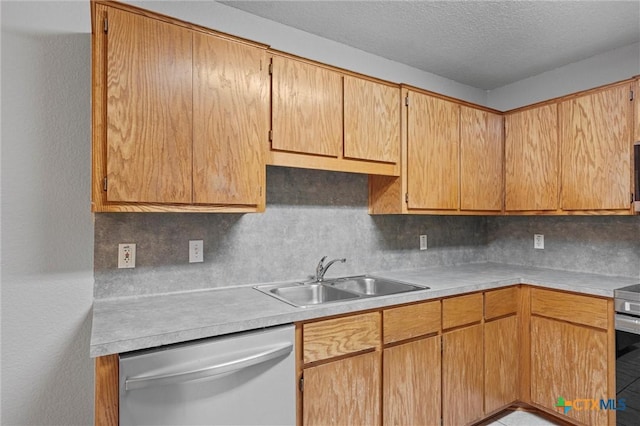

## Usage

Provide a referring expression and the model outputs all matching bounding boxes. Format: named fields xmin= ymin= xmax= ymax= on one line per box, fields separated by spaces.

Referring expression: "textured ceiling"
xmin=219 ymin=0 xmax=640 ymax=90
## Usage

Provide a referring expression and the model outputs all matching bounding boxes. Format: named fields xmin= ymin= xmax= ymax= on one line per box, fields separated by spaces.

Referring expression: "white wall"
xmin=487 ymin=42 xmax=640 ymax=111
xmin=1 ymin=1 xmax=94 ymax=424
xmin=128 ymin=1 xmax=489 ymax=105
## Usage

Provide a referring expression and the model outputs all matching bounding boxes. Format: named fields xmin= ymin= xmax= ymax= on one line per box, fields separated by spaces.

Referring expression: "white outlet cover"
xmin=118 ymin=243 xmax=136 ymax=268
xmin=420 ymin=234 xmax=428 ymax=250
xmin=189 ymin=240 xmax=204 ymax=263
xmin=534 ymin=234 xmax=544 ymax=250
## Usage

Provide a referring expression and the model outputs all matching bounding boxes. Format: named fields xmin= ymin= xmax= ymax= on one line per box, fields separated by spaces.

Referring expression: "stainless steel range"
xmin=614 ymin=284 xmax=640 ymax=426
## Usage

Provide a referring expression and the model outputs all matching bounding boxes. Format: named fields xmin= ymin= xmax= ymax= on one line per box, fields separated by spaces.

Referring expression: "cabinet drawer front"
xmin=530 ymin=288 xmax=608 ymax=329
xmin=442 ymin=293 xmax=483 ymax=330
xmin=485 ymin=286 xmax=519 ymax=320
xmin=303 ymin=312 xmax=380 ymax=364
xmin=383 ymin=301 xmax=441 ymax=344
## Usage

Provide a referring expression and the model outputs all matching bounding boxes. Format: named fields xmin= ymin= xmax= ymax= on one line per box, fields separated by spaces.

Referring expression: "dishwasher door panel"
xmin=119 ymin=324 xmax=295 ymax=426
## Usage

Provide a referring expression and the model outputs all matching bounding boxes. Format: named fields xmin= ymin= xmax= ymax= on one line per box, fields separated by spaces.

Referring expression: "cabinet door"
xmin=531 ymin=316 xmax=608 ymax=425
xmin=442 ymin=324 xmax=483 ymax=426
xmin=271 ymin=56 xmax=342 ymax=157
xmin=505 ymin=104 xmax=559 ymax=211
xmin=106 ymin=8 xmax=193 ymax=203
xmin=383 ymin=335 xmax=440 ymax=426
xmin=344 ymin=76 xmax=399 ymax=163
xmin=407 ymin=92 xmax=460 ymax=210
xmin=460 ymin=106 xmax=503 ymax=211
xmin=303 ymin=351 xmax=379 ymax=426
xmin=485 ymin=316 xmax=519 ymax=413
xmin=561 ymin=84 xmax=631 ymax=210
xmin=193 ymin=33 xmax=268 ymax=205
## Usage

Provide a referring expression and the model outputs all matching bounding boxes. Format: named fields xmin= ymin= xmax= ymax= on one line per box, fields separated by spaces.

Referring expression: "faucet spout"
xmin=315 ymin=256 xmax=347 ymax=282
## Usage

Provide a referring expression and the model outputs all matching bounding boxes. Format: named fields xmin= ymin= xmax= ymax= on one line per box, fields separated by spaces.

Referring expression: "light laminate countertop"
xmin=90 ymin=262 xmax=638 ymax=357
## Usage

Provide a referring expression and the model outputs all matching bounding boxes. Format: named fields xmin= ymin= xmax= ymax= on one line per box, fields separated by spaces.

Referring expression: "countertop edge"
xmin=90 ymin=263 xmax=637 ymax=357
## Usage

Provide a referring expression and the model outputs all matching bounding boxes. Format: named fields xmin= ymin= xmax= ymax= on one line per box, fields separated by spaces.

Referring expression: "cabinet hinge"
xmin=268 ymin=59 xmax=273 ymax=75
xmin=103 ymin=17 xmax=108 ymax=34
xmin=259 ymin=186 xmax=262 ymax=197
xmin=405 ymin=95 xmax=409 ymax=107
xmin=299 ymin=376 xmax=304 ymax=392
xmin=405 ymin=192 xmax=409 ymax=203
xmin=103 ymin=177 xmax=108 ymax=192
xmin=631 ymin=90 xmax=635 ymax=101
xmin=632 ymin=193 xmax=635 ymax=204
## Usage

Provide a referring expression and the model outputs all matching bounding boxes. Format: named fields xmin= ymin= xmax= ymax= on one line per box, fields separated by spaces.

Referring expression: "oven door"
xmin=615 ymin=314 xmax=640 ymax=426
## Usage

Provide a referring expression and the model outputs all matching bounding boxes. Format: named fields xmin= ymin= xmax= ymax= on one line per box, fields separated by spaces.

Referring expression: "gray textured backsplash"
xmin=94 ymin=167 xmax=640 ymax=298
xmin=94 ymin=167 xmax=487 ymax=298
xmin=486 ymin=216 xmax=640 ymax=279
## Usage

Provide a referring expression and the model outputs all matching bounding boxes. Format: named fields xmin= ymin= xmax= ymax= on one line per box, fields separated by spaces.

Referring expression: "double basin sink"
xmin=255 ymin=276 xmax=429 ymax=308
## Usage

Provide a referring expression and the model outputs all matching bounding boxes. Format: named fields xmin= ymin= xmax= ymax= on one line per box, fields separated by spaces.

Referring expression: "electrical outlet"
xmin=534 ymin=234 xmax=544 ymax=250
xmin=419 ymin=234 xmax=428 ymax=250
xmin=118 ymin=243 xmax=136 ymax=268
xmin=189 ymin=240 xmax=204 ymax=263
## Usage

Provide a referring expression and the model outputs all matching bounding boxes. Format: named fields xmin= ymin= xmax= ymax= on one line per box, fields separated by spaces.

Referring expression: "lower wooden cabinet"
xmin=531 ymin=316 xmax=609 ymax=425
xmin=485 ymin=315 xmax=519 ymax=413
xmin=303 ymin=350 xmax=380 ymax=426
xmin=383 ymin=336 xmax=441 ymax=425
xmin=380 ymin=300 xmax=441 ymax=426
xmin=442 ymin=323 xmax=484 ymax=426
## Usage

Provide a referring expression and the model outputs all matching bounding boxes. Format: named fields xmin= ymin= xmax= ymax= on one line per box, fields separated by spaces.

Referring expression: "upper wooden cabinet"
xmin=192 ymin=32 xmax=268 ymax=206
xmin=104 ymin=6 xmax=193 ymax=205
xmin=407 ymin=90 xmax=460 ymax=210
xmin=344 ymin=75 xmax=400 ymax=163
xmin=370 ymin=88 xmax=503 ymax=214
xmin=460 ymin=106 xmax=503 ymax=211
xmin=504 ymin=104 xmax=559 ymax=212
xmin=269 ymin=53 xmax=400 ymax=176
xmin=560 ymin=82 xmax=632 ymax=211
xmin=92 ymin=3 xmax=268 ymax=212
xmin=270 ymin=55 xmax=342 ymax=158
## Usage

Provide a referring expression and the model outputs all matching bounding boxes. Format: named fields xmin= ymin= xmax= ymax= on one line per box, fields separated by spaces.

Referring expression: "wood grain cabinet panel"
xmin=106 ymin=7 xmax=193 ymax=204
xmin=505 ymin=104 xmax=559 ymax=211
xmin=344 ymin=76 xmax=400 ymax=164
xmin=485 ymin=316 xmax=519 ymax=413
xmin=531 ymin=288 xmax=608 ymax=329
xmin=383 ymin=301 xmax=440 ymax=344
xmin=407 ymin=91 xmax=460 ymax=210
xmin=442 ymin=324 xmax=484 ymax=426
xmin=302 ymin=312 xmax=380 ymax=364
xmin=303 ymin=351 xmax=380 ymax=426
xmin=383 ymin=336 xmax=440 ymax=426
xmin=442 ymin=292 xmax=483 ymax=330
xmin=192 ymin=33 xmax=268 ymax=206
xmin=271 ymin=55 xmax=343 ymax=158
xmin=485 ymin=286 xmax=519 ymax=320
xmin=635 ymin=78 xmax=640 ymax=143
xmin=560 ymin=83 xmax=632 ymax=210
xmin=460 ymin=106 xmax=504 ymax=211
xmin=531 ymin=316 xmax=609 ymax=426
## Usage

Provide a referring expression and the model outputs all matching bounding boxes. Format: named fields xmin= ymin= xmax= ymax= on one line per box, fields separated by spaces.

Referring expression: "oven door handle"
xmin=615 ymin=314 xmax=640 ymax=335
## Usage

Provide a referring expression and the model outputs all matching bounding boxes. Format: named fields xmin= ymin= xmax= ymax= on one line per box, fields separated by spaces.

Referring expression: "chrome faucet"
xmin=315 ymin=256 xmax=347 ymax=282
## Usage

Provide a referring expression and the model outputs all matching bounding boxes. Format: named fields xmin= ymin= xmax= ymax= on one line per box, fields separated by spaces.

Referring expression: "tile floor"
xmin=485 ymin=410 xmax=561 ymax=426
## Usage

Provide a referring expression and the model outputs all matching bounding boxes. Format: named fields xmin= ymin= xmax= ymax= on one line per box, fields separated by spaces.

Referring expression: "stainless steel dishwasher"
xmin=119 ymin=324 xmax=295 ymax=426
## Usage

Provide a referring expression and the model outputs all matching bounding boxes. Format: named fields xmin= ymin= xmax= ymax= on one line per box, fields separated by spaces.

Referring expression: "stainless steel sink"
xmin=255 ymin=282 xmax=361 ymax=308
xmin=254 ymin=276 xmax=428 ymax=308
xmin=325 ymin=276 xmax=426 ymax=296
